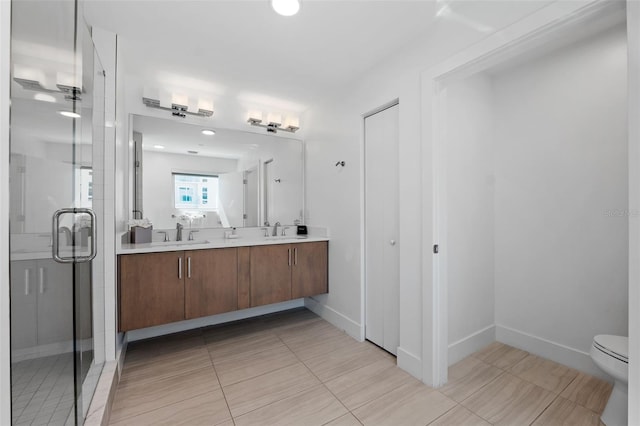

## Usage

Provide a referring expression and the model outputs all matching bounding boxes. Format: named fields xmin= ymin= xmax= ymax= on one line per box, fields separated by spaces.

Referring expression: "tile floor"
xmin=109 ymin=309 xmax=612 ymax=425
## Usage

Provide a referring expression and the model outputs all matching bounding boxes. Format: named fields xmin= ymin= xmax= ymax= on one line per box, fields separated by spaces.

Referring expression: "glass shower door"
xmin=9 ymin=0 xmax=105 ymax=424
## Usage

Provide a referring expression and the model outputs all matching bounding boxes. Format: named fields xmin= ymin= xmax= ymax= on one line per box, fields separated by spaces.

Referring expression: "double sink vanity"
xmin=117 ymin=230 xmax=329 ymax=332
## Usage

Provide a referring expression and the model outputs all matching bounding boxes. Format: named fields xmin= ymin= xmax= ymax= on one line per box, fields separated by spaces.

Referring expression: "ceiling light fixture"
xmin=271 ymin=0 xmax=300 ymax=16
xmin=248 ymin=111 xmax=299 ymax=134
xmin=153 ymin=145 xmax=165 ymax=149
xmin=34 ymin=93 xmax=56 ymax=103
xmin=58 ymin=110 xmax=81 ymax=118
xmin=142 ymin=97 xmax=213 ymax=119
xmin=201 ymin=129 xmax=216 ymax=136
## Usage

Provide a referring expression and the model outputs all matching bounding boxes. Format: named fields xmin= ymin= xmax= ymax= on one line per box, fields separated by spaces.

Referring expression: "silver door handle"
xmin=390 ymin=240 xmax=396 ymax=246
xmin=52 ymin=208 xmax=97 ymax=263
xmin=24 ymin=269 xmax=30 ymax=295
xmin=288 ymin=248 xmax=291 ymax=266
xmin=187 ymin=257 xmax=191 ymax=278
xmin=178 ymin=257 xmax=183 ymax=279
xmin=39 ymin=267 xmax=44 ymax=294
xmin=294 ymin=248 xmax=298 ymax=265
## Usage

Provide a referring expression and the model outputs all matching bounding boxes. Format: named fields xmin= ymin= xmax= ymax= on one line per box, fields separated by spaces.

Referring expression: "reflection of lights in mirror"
xmin=34 ymin=93 xmax=56 ymax=103
xmin=201 ymin=129 xmax=216 ymax=136
xmin=271 ymin=0 xmax=300 ymax=16
xmin=153 ymin=145 xmax=165 ymax=149
xmin=58 ymin=110 xmax=80 ymax=118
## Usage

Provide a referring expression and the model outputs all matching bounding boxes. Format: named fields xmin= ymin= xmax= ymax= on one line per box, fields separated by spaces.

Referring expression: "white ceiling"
xmin=83 ymin=0 xmax=440 ymax=111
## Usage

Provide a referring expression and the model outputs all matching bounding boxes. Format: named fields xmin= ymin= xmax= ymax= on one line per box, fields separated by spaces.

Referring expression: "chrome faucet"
xmin=176 ymin=223 xmax=184 ymax=241
xmin=272 ymin=221 xmax=281 ymax=236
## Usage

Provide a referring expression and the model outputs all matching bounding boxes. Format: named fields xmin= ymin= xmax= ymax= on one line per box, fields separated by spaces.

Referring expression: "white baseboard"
xmin=448 ymin=325 xmax=496 ymax=366
xmin=304 ymin=297 xmax=363 ymax=341
xmin=397 ymin=347 xmax=422 ymax=380
xmin=126 ymin=299 xmax=304 ymax=342
xmin=495 ymin=324 xmax=610 ymax=381
xmin=83 ymin=360 xmax=118 ymax=426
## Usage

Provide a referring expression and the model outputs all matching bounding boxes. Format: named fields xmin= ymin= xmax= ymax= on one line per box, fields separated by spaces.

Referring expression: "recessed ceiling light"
xmin=201 ymin=129 xmax=216 ymax=136
xmin=187 ymin=150 xmax=199 ymax=155
xmin=34 ymin=93 xmax=56 ymax=103
xmin=58 ymin=110 xmax=81 ymax=118
xmin=153 ymin=145 xmax=165 ymax=149
xmin=271 ymin=0 xmax=300 ymax=16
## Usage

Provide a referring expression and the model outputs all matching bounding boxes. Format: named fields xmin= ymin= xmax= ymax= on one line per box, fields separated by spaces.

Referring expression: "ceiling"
xmin=83 ymin=1 xmax=440 ymax=112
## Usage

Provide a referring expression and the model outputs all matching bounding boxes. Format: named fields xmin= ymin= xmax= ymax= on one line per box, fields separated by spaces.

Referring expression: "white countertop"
xmin=117 ymin=235 xmax=329 ymax=255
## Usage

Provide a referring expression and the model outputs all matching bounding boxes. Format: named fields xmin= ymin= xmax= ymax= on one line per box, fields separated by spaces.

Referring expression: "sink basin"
xmin=149 ymin=239 xmax=210 ymax=247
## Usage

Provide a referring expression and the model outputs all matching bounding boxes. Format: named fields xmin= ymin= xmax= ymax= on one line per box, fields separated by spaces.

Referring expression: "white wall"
xmin=493 ymin=25 xmax=628 ymax=365
xmin=444 ymin=74 xmax=496 ymax=364
xmin=0 ymin=0 xmax=11 ymax=421
xmin=304 ymin=1 xmax=555 ymax=380
xmin=142 ymin=150 xmax=237 ymax=229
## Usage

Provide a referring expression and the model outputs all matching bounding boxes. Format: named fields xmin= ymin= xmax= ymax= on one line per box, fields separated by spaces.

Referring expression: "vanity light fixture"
xmin=14 ymin=78 xmax=82 ymax=101
xmin=247 ymin=112 xmax=299 ymax=134
xmin=34 ymin=93 xmax=56 ymax=103
xmin=201 ymin=129 xmax=216 ymax=136
xmin=271 ymin=0 xmax=300 ymax=16
xmin=153 ymin=145 xmax=165 ymax=150
xmin=142 ymin=97 xmax=214 ymax=119
xmin=58 ymin=110 xmax=81 ymax=118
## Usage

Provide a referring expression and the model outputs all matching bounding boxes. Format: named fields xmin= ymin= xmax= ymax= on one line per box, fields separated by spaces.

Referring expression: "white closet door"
xmin=365 ymin=103 xmax=399 ymax=355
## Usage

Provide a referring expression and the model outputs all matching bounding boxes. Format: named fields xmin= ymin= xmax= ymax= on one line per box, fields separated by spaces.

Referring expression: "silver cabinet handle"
xmin=52 ymin=208 xmax=97 ymax=263
xmin=187 ymin=257 xmax=191 ymax=278
xmin=39 ymin=267 xmax=44 ymax=294
xmin=288 ymin=248 xmax=291 ymax=266
xmin=294 ymin=248 xmax=298 ymax=265
xmin=24 ymin=269 xmax=30 ymax=295
xmin=178 ymin=257 xmax=183 ymax=279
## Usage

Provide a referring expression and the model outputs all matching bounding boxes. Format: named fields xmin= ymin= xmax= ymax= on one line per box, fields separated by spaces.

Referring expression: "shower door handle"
xmin=52 ymin=208 xmax=97 ymax=263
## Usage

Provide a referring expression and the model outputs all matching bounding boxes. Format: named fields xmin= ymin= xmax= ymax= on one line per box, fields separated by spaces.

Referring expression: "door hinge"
xmin=243 ymin=214 xmax=247 ymax=219
xmin=433 ymin=244 xmax=439 ymax=254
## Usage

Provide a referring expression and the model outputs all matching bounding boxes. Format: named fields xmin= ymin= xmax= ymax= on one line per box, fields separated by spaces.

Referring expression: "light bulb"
xmin=271 ymin=0 xmax=300 ymax=16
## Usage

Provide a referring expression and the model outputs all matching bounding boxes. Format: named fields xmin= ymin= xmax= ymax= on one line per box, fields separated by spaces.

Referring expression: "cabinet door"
xmin=185 ymin=248 xmax=238 ymax=319
xmin=10 ymin=260 xmax=37 ymax=350
xmin=119 ymin=251 xmax=185 ymax=331
xmin=250 ymin=244 xmax=291 ymax=307
xmin=37 ymin=259 xmax=73 ymax=345
xmin=292 ymin=242 xmax=328 ymax=298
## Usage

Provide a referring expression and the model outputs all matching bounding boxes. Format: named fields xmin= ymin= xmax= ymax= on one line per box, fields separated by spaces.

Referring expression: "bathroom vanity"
xmin=117 ymin=237 xmax=328 ymax=331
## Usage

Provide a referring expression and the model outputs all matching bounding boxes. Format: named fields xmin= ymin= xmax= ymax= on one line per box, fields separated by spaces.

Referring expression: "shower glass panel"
xmin=9 ymin=0 xmax=105 ymax=424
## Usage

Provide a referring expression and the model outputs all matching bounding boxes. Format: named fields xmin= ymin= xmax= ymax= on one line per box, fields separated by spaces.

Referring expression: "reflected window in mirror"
xmin=173 ymin=173 xmax=218 ymax=211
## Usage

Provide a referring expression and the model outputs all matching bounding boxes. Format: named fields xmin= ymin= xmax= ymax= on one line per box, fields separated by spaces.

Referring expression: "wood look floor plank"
xmin=109 ymin=368 xmax=220 ymax=423
xmin=352 ymin=381 xmax=456 ymax=426
xmin=324 ymin=413 xmax=363 ymax=426
xmin=206 ymin=331 xmax=283 ymax=362
xmin=461 ymin=373 xmax=556 ymax=426
xmin=213 ymin=343 xmax=299 ymax=386
xmin=304 ymin=343 xmax=387 ymax=383
xmin=109 ymin=390 xmax=231 ymax=426
xmin=510 ymin=354 xmax=579 ymax=394
xmin=559 ymin=372 xmax=613 ymax=414
xmin=428 ymin=405 xmax=491 ymax=426
xmin=532 ymin=397 xmax=604 ymax=426
xmin=223 ymin=362 xmax=320 ymax=417
xmin=119 ymin=347 xmax=212 ymax=387
xmin=473 ymin=342 xmax=529 ymax=370
xmin=440 ymin=356 xmax=503 ymax=403
xmin=324 ymin=359 xmax=415 ymax=410
xmin=233 ymin=384 xmax=348 ymax=426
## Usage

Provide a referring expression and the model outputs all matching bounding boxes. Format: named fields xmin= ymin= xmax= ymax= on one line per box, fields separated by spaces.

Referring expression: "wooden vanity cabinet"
xmin=185 ymin=248 xmax=238 ymax=319
xmin=292 ymin=241 xmax=328 ymax=298
xmin=249 ymin=241 xmax=328 ymax=307
xmin=119 ymin=251 xmax=185 ymax=332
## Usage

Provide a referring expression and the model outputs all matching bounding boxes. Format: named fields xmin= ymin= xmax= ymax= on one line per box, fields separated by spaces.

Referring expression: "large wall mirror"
xmin=131 ymin=115 xmax=304 ymax=229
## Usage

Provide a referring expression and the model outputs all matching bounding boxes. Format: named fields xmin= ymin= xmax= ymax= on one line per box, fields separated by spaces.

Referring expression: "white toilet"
xmin=590 ymin=334 xmax=628 ymax=426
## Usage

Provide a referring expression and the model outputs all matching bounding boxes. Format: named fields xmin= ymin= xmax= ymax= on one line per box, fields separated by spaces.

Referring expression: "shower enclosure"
xmin=9 ymin=0 xmax=105 ymax=424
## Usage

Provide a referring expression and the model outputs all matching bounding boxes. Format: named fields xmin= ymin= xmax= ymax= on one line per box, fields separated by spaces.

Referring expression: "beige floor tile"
xmin=110 ymin=368 xmax=220 ymax=423
xmin=223 ymin=362 xmax=320 ymax=417
xmin=213 ymin=343 xmax=299 ymax=386
xmin=461 ymin=373 xmax=556 ymax=426
xmin=560 ymin=372 xmax=612 ymax=414
xmin=206 ymin=331 xmax=283 ymax=362
xmin=233 ymin=384 xmax=348 ymax=426
xmin=109 ymin=390 xmax=230 ymax=426
xmin=325 ymin=359 xmax=415 ymax=410
xmin=324 ymin=413 xmax=363 ymax=426
xmin=288 ymin=331 xmax=359 ymax=362
xmin=352 ymin=381 xmax=456 ymax=426
xmin=276 ymin=319 xmax=344 ymax=348
xmin=304 ymin=342 xmax=386 ymax=383
xmin=510 ymin=354 xmax=579 ymax=394
xmin=124 ymin=333 xmax=205 ymax=364
xmin=429 ymin=405 xmax=491 ymax=426
xmin=120 ymin=347 xmax=212 ymax=387
xmin=532 ymin=396 xmax=604 ymax=425
xmin=440 ymin=356 xmax=503 ymax=403
xmin=473 ymin=342 xmax=529 ymax=370
xmin=262 ymin=307 xmax=322 ymax=330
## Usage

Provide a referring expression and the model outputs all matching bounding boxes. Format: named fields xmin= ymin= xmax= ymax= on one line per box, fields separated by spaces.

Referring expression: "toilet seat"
xmin=593 ymin=335 xmax=628 ymax=363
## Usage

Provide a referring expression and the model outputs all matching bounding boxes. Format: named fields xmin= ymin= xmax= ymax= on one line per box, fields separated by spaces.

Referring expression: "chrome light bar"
xmin=142 ymin=97 xmax=213 ymax=118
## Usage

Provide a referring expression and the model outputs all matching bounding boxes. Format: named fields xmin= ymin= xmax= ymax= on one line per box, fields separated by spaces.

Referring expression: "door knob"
xmin=390 ymin=240 xmax=396 ymax=246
